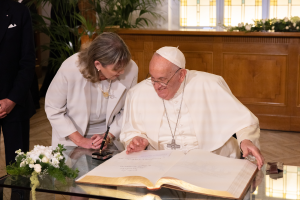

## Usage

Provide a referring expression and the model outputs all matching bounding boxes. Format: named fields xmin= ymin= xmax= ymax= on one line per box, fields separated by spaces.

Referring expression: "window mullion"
xmin=262 ymin=0 xmax=270 ymax=19
xmin=216 ymin=0 xmax=224 ymax=30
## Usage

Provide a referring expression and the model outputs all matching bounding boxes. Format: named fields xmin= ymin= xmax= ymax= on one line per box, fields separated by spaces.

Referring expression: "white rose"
xmin=238 ymin=23 xmax=242 ymax=27
xmin=245 ymin=24 xmax=252 ymax=31
xmin=284 ymin=17 xmax=289 ymax=22
xmin=29 ymin=164 xmax=34 ymax=168
xmin=42 ymin=157 xmax=49 ymax=163
xmin=20 ymin=161 xmax=25 ymax=167
xmin=293 ymin=23 xmax=296 ymax=27
xmin=286 ymin=26 xmax=289 ymax=29
xmin=34 ymin=164 xmax=42 ymax=173
xmin=262 ymin=19 xmax=266 ymax=23
xmin=297 ymin=26 xmax=299 ymax=30
xmin=272 ymin=26 xmax=275 ymax=30
xmin=117 ymin=2 xmax=120 ymax=6
xmin=15 ymin=149 xmax=22 ymax=154
xmin=51 ymin=158 xmax=59 ymax=168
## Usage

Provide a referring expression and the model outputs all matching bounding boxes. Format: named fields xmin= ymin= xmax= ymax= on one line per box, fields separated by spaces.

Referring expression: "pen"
xmin=98 ymin=115 xmax=115 ymax=154
xmin=99 ymin=126 xmax=110 ymax=154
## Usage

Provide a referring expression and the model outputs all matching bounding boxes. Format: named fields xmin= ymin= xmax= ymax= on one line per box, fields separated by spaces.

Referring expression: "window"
xmin=265 ymin=166 xmax=300 ymax=199
xmin=179 ymin=0 xmax=300 ymax=28
xmin=180 ymin=0 xmax=216 ymax=27
xmin=270 ymin=0 xmax=300 ymax=19
xmin=224 ymin=0 xmax=262 ymax=26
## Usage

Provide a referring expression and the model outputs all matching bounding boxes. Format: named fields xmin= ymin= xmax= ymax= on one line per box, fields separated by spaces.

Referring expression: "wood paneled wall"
xmin=117 ymin=29 xmax=300 ymax=132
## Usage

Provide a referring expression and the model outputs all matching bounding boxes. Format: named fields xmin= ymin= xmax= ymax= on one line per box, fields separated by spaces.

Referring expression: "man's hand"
xmin=126 ymin=136 xmax=149 ymax=154
xmin=241 ymin=140 xmax=264 ymax=170
xmin=0 ymin=99 xmax=16 ymax=119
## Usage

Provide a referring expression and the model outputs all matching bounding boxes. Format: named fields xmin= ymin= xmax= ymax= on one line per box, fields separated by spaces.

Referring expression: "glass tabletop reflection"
xmin=0 ymin=146 xmax=299 ymax=200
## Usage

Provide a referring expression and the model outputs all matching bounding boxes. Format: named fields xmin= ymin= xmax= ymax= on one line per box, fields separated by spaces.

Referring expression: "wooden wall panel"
xmin=297 ymin=55 xmax=300 ymax=107
xmin=117 ymin=30 xmax=300 ymax=131
xmin=131 ymin=51 xmax=145 ymax=83
xmin=183 ymin=52 xmax=213 ymax=73
xmin=223 ymin=54 xmax=287 ymax=106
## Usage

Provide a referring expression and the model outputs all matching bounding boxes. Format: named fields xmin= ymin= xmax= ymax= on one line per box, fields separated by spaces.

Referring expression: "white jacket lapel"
xmin=106 ymin=79 xmax=126 ymax=125
xmin=83 ymin=80 xmax=91 ymax=134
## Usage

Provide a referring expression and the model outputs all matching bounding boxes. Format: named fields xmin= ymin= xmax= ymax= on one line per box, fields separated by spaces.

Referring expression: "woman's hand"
xmin=91 ymin=133 xmax=114 ymax=149
xmin=68 ymin=131 xmax=100 ymax=149
xmin=91 ymin=134 xmax=106 ymax=149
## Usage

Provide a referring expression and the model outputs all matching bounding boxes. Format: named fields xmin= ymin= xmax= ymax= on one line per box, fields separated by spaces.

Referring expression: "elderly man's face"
xmin=149 ymin=54 xmax=186 ymax=100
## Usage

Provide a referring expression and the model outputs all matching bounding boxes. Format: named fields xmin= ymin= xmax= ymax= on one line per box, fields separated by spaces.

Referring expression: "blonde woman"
xmin=45 ymin=32 xmax=138 ymax=149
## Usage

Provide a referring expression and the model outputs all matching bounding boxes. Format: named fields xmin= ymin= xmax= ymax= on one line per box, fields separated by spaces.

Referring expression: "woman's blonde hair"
xmin=78 ymin=32 xmax=131 ymax=83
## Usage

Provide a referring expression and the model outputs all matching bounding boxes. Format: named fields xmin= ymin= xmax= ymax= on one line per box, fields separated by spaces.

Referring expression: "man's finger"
xmin=0 ymin=113 xmax=7 ymax=118
xmin=126 ymin=146 xmax=131 ymax=154
xmin=133 ymin=138 xmax=140 ymax=146
xmin=129 ymin=142 xmax=136 ymax=150
xmin=242 ymin=147 xmax=249 ymax=157
xmin=0 ymin=112 xmax=7 ymax=117
xmin=142 ymin=138 xmax=147 ymax=146
xmin=253 ymin=150 xmax=264 ymax=170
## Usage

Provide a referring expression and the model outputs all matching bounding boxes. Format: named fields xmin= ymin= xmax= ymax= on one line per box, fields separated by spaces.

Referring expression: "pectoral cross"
xmin=167 ymin=139 xmax=180 ymax=150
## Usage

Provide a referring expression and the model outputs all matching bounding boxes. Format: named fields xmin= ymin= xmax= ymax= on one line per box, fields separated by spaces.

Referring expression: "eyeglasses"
xmin=146 ymin=68 xmax=181 ymax=88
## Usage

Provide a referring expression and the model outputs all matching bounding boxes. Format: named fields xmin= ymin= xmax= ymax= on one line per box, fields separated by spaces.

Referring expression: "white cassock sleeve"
xmin=120 ymin=89 xmax=155 ymax=149
xmin=236 ymin=124 xmax=261 ymax=150
xmin=109 ymin=75 xmax=138 ymax=138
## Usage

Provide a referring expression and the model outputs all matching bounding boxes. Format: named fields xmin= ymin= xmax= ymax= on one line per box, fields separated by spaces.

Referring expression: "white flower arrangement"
xmin=15 ymin=145 xmax=63 ymax=172
xmin=222 ymin=16 xmax=300 ymax=32
xmin=7 ymin=145 xmax=78 ymax=200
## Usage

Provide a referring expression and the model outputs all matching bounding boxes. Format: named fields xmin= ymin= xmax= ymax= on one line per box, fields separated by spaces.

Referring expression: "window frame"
xmin=179 ymin=0 xmax=271 ymax=29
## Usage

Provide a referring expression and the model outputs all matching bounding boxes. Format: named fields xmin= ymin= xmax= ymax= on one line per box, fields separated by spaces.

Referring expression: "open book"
xmin=76 ymin=149 xmax=258 ymax=199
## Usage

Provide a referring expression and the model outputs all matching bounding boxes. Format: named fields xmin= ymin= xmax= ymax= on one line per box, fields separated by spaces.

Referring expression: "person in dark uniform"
xmin=0 ymin=0 xmax=35 ymax=198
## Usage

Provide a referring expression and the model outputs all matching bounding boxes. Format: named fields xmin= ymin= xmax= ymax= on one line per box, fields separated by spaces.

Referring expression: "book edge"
xmin=155 ymin=177 xmax=235 ymax=199
xmin=76 ymin=175 xmax=156 ymax=188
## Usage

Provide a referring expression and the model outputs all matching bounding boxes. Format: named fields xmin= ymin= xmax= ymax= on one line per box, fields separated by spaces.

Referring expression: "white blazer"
xmin=45 ymin=53 xmax=138 ymax=148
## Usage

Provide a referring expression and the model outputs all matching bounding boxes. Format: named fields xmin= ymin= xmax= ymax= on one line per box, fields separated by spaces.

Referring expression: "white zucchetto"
xmin=156 ymin=46 xmax=186 ymax=69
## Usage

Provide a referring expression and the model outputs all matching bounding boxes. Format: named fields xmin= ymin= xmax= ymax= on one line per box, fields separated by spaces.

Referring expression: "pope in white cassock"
xmin=120 ymin=46 xmax=264 ymax=170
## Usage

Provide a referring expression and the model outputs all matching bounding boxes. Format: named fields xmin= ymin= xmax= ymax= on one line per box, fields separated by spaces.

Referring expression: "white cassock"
xmin=120 ymin=69 xmax=260 ymax=159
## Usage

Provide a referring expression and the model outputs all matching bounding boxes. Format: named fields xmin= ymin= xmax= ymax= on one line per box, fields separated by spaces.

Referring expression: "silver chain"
xmin=162 ymin=77 xmax=186 ymax=140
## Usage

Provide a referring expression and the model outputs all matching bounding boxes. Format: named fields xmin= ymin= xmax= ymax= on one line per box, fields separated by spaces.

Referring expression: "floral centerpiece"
xmin=6 ymin=144 xmax=79 ymax=200
xmin=222 ymin=16 xmax=300 ymax=32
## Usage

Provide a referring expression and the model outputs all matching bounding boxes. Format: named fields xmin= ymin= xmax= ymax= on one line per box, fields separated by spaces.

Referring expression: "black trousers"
xmin=0 ymin=120 xmax=30 ymax=166
xmin=0 ymin=120 xmax=30 ymax=200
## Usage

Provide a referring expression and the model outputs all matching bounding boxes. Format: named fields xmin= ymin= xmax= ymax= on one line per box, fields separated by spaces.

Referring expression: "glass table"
xmin=0 ymin=146 xmax=299 ymax=200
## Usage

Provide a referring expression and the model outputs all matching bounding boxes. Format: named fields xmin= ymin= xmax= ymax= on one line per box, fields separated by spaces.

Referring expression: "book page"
xmin=161 ymin=149 xmax=257 ymax=198
xmin=76 ymin=150 xmax=184 ymax=187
